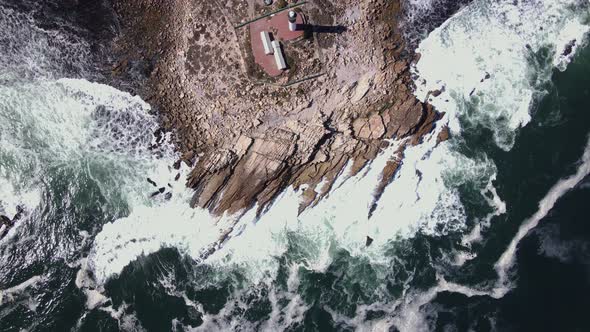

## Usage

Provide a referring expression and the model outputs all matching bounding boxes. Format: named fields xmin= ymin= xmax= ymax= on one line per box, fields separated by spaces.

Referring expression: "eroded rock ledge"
xmin=111 ymin=0 xmax=440 ymax=217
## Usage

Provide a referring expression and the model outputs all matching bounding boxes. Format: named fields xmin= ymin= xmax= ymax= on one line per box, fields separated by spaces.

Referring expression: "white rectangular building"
xmin=260 ymin=31 xmax=274 ymax=55
xmin=272 ymin=40 xmax=287 ymax=70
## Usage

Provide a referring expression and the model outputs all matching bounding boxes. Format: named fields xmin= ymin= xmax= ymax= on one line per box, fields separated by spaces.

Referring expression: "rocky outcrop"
xmin=0 ymin=206 xmax=24 ymax=240
xmin=111 ymin=0 xmax=440 ymax=217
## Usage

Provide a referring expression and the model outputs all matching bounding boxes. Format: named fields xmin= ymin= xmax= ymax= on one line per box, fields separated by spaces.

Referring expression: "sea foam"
xmin=412 ymin=0 xmax=590 ymax=150
xmin=494 ymin=135 xmax=590 ymax=294
xmin=89 ymin=124 xmax=469 ymax=284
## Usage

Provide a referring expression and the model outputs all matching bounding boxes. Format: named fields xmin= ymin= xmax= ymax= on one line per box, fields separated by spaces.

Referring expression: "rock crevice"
xmin=111 ymin=0 xmax=440 ymax=216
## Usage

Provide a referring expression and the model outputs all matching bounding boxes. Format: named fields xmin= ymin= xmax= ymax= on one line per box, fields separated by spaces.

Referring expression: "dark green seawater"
xmin=426 ymin=43 xmax=590 ymax=332
xmin=1 ymin=1 xmax=590 ymax=331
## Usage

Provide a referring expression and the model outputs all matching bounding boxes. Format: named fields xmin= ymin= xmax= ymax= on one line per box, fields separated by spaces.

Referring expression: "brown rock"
xmin=111 ymin=0 xmax=441 ymax=218
xmin=437 ymin=126 xmax=451 ymax=144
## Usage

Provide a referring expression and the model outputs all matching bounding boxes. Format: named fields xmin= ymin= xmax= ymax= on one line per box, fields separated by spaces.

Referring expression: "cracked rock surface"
xmin=111 ymin=0 xmax=440 ymax=216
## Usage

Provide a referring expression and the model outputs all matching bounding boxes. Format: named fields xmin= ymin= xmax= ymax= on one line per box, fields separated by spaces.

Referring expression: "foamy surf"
xmin=2 ymin=0 xmax=590 ymax=330
xmin=494 ymin=135 xmax=590 ymax=293
xmin=88 ymin=118 xmax=497 ymax=287
xmin=0 ymin=6 xmax=91 ymax=81
xmin=412 ymin=0 xmax=590 ymax=150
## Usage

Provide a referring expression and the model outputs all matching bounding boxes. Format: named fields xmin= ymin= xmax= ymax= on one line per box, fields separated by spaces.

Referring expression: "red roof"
xmin=250 ymin=11 xmax=305 ymax=77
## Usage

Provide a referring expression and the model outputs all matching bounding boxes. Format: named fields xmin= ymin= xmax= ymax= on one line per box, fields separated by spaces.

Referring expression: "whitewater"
xmin=1 ymin=0 xmax=590 ymax=331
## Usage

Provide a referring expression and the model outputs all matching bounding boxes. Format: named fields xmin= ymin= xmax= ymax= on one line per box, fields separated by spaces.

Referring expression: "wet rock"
xmin=480 ymin=72 xmax=491 ymax=82
xmin=147 ymin=177 xmax=157 ymax=187
xmin=365 ymin=236 xmax=374 ymax=247
xmin=437 ymin=126 xmax=450 ymax=144
xmin=1 ymin=215 xmax=11 ymax=226
xmin=13 ymin=206 xmax=24 ymax=222
xmin=113 ymin=0 xmax=441 ymax=217
xmin=562 ymin=39 xmax=576 ymax=57
xmin=0 ymin=207 xmax=24 ymax=239
xmin=173 ymin=160 xmax=182 ymax=170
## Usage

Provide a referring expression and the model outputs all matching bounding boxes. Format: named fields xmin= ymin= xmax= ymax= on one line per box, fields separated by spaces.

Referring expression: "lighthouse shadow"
xmin=299 ymin=24 xmax=348 ymax=39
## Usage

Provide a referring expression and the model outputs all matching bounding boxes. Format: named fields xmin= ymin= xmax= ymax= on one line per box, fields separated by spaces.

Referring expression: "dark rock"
xmin=480 ymin=72 xmax=491 ymax=82
xmin=1 ymin=215 xmax=11 ymax=226
xmin=173 ymin=160 xmax=182 ymax=170
xmin=365 ymin=236 xmax=374 ymax=247
xmin=562 ymin=39 xmax=576 ymax=57
xmin=165 ymin=192 xmax=173 ymax=200
xmin=147 ymin=177 xmax=157 ymax=187
xmin=436 ymin=126 xmax=450 ymax=144
xmin=153 ymin=128 xmax=165 ymax=144
xmin=150 ymin=188 xmax=166 ymax=197
xmin=13 ymin=206 xmax=24 ymax=222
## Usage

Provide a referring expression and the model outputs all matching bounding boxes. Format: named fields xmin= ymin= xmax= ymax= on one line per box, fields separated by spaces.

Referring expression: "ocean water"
xmin=1 ymin=1 xmax=590 ymax=331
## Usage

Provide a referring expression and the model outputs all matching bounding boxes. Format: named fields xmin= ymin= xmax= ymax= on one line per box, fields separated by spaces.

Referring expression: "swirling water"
xmin=1 ymin=1 xmax=590 ymax=331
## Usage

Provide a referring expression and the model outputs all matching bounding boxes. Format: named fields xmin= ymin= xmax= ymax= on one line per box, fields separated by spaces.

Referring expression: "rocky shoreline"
xmin=0 ymin=207 xmax=23 ymax=240
xmin=109 ymin=0 xmax=444 ymax=217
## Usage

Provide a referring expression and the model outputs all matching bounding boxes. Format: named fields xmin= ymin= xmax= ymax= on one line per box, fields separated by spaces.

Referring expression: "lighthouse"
xmin=288 ymin=10 xmax=297 ymax=32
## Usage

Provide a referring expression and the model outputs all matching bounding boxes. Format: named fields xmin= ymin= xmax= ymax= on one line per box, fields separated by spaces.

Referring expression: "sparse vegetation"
xmin=276 ymin=0 xmax=288 ymax=9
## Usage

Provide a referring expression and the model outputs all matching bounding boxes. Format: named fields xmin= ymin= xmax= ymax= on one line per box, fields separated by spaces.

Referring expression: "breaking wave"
xmin=401 ymin=0 xmax=473 ymax=46
xmin=2 ymin=0 xmax=590 ymax=331
xmin=413 ymin=0 xmax=590 ymax=150
xmin=0 ymin=5 xmax=92 ymax=82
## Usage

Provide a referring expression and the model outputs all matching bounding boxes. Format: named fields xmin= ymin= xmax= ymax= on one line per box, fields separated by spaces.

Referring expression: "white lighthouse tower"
xmin=288 ymin=11 xmax=297 ymax=32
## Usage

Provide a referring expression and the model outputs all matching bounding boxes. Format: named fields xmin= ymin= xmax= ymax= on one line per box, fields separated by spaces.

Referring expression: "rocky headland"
xmin=109 ymin=0 xmax=443 ymax=217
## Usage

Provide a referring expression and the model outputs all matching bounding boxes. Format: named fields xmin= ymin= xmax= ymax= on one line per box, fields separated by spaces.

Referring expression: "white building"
xmin=272 ymin=40 xmax=287 ymax=70
xmin=260 ymin=31 xmax=274 ymax=55
xmin=288 ymin=11 xmax=297 ymax=31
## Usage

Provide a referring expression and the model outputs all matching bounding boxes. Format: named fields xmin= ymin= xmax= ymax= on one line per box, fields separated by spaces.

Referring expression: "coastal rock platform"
xmin=111 ymin=0 xmax=440 ymax=217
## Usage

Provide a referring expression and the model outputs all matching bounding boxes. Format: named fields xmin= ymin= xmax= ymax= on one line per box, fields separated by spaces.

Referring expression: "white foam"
xmin=3 ymin=1 xmax=586 ymax=329
xmin=454 ymin=174 xmax=507 ymax=266
xmin=85 ymin=117 xmax=505 ymax=332
xmin=0 ymin=171 xmax=40 ymax=221
xmin=88 ymin=187 xmax=225 ymax=284
xmin=494 ymin=135 xmax=590 ymax=294
xmin=0 ymin=275 xmax=45 ymax=306
xmin=349 ymin=272 xmax=505 ymax=332
xmin=401 ymin=0 xmax=472 ymax=44
xmin=88 ymin=117 xmax=491 ymax=286
xmin=184 ymin=264 xmax=310 ymax=332
xmin=0 ymin=6 xmax=91 ymax=81
xmin=413 ymin=0 xmax=590 ymax=150
xmin=0 ymin=77 xmax=183 ymax=301
xmin=99 ymin=302 xmax=146 ymax=332
xmin=0 ymin=78 xmax=170 ymax=216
